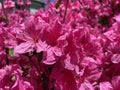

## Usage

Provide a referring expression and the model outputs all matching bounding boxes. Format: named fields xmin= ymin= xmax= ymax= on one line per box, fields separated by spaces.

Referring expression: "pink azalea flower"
xmin=1 ymin=0 xmax=120 ymax=90
xmin=14 ymin=16 xmax=62 ymax=65
xmin=50 ymin=63 xmax=77 ymax=90
xmin=17 ymin=0 xmax=24 ymax=6
xmin=4 ymin=0 xmax=15 ymax=9
xmin=26 ymin=0 xmax=32 ymax=6
xmin=14 ymin=16 xmax=48 ymax=54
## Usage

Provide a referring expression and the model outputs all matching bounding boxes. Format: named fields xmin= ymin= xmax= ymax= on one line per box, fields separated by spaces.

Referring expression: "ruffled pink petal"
xmin=14 ymin=41 xmax=35 ymax=55
xmin=100 ymin=82 xmax=113 ymax=90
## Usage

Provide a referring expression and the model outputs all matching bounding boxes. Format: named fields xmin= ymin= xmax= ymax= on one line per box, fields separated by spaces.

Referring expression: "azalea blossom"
xmin=0 ymin=0 xmax=120 ymax=90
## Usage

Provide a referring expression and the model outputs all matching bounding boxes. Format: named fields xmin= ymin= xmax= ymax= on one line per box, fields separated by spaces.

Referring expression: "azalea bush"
xmin=0 ymin=0 xmax=120 ymax=90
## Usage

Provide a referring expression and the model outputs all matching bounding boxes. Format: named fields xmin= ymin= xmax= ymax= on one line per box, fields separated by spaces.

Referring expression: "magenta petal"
xmin=14 ymin=42 xmax=34 ymax=55
xmin=100 ymin=82 xmax=113 ymax=90
xmin=36 ymin=41 xmax=48 ymax=53
xmin=79 ymin=82 xmax=94 ymax=90
xmin=11 ymin=78 xmax=34 ymax=90
xmin=111 ymin=54 xmax=120 ymax=64
xmin=43 ymin=47 xmax=56 ymax=65
xmin=53 ymin=47 xmax=62 ymax=56
xmin=114 ymin=14 xmax=120 ymax=22
xmin=64 ymin=54 xmax=74 ymax=70
xmin=4 ymin=0 xmax=15 ymax=8
xmin=112 ymin=76 xmax=120 ymax=90
xmin=36 ymin=41 xmax=58 ymax=65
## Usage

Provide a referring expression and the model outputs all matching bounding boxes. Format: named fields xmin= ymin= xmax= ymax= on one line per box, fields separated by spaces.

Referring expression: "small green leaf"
xmin=8 ymin=48 xmax=14 ymax=57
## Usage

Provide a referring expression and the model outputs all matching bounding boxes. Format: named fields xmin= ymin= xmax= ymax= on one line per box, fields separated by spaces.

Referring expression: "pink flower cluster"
xmin=0 ymin=0 xmax=120 ymax=90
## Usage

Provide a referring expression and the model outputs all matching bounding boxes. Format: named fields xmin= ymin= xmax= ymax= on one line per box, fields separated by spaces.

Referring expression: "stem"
xmin=29 ymin=56 xmax=50 ymax=90
xmin=5 ymin=54 xmax=9 ymax=65
xmin=28 ymin=56 xmax=42 ymax=76
xmin=41 ymin=73 xmax=49 ymax=90
xmin=26 ymin=53 xmax=50 ymax=90
xmin=5 ymin=48 xmax=10 ymax=65
xmin=0 ymin=0 xmax=9 ymax=24
xmin=63 ymin=0 xmax=69 ymax=23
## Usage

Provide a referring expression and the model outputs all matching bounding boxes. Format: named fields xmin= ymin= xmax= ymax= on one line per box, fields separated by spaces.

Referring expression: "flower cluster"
xmin=0 ymin=0 xmax=120 ymax=90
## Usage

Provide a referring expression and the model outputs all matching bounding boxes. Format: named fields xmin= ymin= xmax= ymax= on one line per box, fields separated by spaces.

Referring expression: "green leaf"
xmin=8 ymin=48 xmax=14 ymax=57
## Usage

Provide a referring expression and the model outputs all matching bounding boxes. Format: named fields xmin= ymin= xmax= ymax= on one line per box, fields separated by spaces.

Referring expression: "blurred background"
xmin=30 ymin=0 xmax=55 ymax=12
xmin=30 ymin=0 xmax=45 ymax=13
xmin=0 ymin=0 xmax=54 ymax=13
